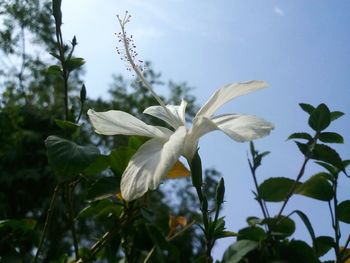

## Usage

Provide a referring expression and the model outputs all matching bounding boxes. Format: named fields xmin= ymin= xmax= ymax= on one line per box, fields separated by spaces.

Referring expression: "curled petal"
xmin=144 ymin=99 xmax=188 ymax=129
xmin=196 ymin=81 xmax=268 ymax=118
xmin=88 ymin=109 xmax=171 ymax=139
xmin=121 ymin=126 xmax=187 ymax=201
xmin=211 ymin=114 xmax=275 ymax=142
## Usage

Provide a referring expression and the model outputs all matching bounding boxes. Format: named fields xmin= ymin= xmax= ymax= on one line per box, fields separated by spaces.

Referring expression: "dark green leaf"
xmin=299 ymin=103 xmax=315 ymax=115
xmin=45 ymin=136 xmax=99 ymax=178
xmin=259 ymin=177 xmax=299 ymax=202
xmin=47 ymin=65 xmax=61 ymax=74
xmin=49 ymin=52 xmax=61 ymax=60
xmin=312 ymin=144 xmax=344 ymax=171
xmin=77 ymin=199 xmax=121 ymax=220
xmin=288 ymin=132 xmax=313 ymax=141
xmin=319 ymin=132 xmax=344 ymax=144
xmin=292 ymin=210 xmax=317 ymax=254
xmin=87 ymin=176 xmax=120 ymax=201
xmin=222 ymin=240 xmax=258 ymax=263
xmin=315 ymin=236 xmax=334 ymax=257
xmin=337 ymin=200 xmax=350 ymax=224
xmin=295 ymin=141 xmax=310 ymax=156
xmin=0 ymin=219 xmax=37 ymax=232
xmin=128 ymin=136 xmax=148 ymax=150
xmin=84 ymin=155 xmax=110 ymax=176
xmin=281 ymin=240 xmax=318 ymax=263
xmin=216 ymin=231 xmax=238 ymax=239
xmin=146 ymin=225 xmax=170 ymax=251
xmin=296 ymin=173 xmax=333 ymax=201
xmin=54 ymin=119 xmax=80 ymax=132
xmin=330 ymin=111 xmax=344 ymax=121
xmin=238 ymin=226 xmax=267 ymax=241
xmin=109 ymin=147 xmax=136 ymax=174
xmin=315 ymin=162 xmax=337 ymax=176
xmin=66 ymin=57 xmax=85 ymax=71
xmin=246 ymin=216 xmax=263 ymax=226
xmin=308 ymin=103 xmax=331 ymax=132
xmin=264 ymin=216 xmax=296 ymax=238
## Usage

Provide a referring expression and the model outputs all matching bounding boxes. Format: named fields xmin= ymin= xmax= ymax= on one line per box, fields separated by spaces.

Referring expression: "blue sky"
xmin=62 ymin=1 xmax=350 ymax=260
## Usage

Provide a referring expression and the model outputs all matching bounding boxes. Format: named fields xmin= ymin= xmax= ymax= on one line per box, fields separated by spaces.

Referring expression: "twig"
xmin=32 ymin=184 xmax=60 ymax=263
xmin=276 ymin=157 xmax=309 ymax=218
xmin=66 ymin=182 xmax=79 ymax=260
xmin=144 ymin=221 xmax=196 ymax=263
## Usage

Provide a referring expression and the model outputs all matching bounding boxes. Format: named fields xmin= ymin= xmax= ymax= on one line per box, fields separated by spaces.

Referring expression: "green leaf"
xmin=146 ymin=225 xmax=170 ymax=251
xmin=337 ymin=200 xmax=350 ymax=224
xmin=109 ymin=147 xmax=136 ymax=174
xmin=315 ymin=236 xmax=334 ymax=257
xmin=222 ymin=240 xmax=258 ymax=263
xmin=292 ymin=210 xmax=317 ymax=254
xmin=238 ymin=226 xmax=267 ymax=241
xmin=308 ymin=103 xmax=331 ymax=132
xmin=49 ymin=52 xmax=61 ymax=60
xmin=299 ymin=103 xmax=315 ymax=115
xmin=216 ymin=231 xmax=238 ymax=239
xmin=295 ymin=141 xmax=310 ymax=156
xmin=281 ymin=240 xmax=318 ymax=263
xmin=315 ymin=162 xmax=337 ymax=176
xmin=0 ymin=219 xmax=37 ymax=232
xmin=45 ymin=136 xmax=99 ymax=178
xmin=246 ymin=216 xmax=263 ymax=226
xmin=264 ymin=216 xmax=296 ymax=238
xmin=296 ymin=173 xmax=333 ymax=201
xmin=312 ymin=144 xmax=344 ymax=171
xmin=47 ymin=65 xmax=61 ymax=74
xmin=66 ymin=57 xmax=85 ymax=71
xmin=87 ymin=176 xmax=120 ymax=201
xmin=128 ymin=136 xmax=148 ymax=150
xmin=259 ymin=177 xmax=299 ymax=202
xmin=54 ymin=119 xmax=80 ymax=132
xmin=330 ymin=111 xmax=344 ymax=121
xmin=77 ymin=199 xmax=121 ymax=220
xmin=319 ymin=132 xmax=344 ymax=144
xmin=84 ymin=155 xmax=110 ymax=176
xmin=288 ymin=132 xmax=313 ymax=141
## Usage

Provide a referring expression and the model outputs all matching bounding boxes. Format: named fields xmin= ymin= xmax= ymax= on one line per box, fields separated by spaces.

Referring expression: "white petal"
xmin=211 ymin=114 xmax=275 ymax=142
xmin=143 ymin=100 xmax=188 ymax=129
xmin=88 ymin=109 xmax=171 ymax=139
xmin=121 ymin=126 xmax=187 ymax=201
xmin=184 ymin=116 xmax=217 ymax=159
xmin=196 ymin=81 xmax=268 ymax=118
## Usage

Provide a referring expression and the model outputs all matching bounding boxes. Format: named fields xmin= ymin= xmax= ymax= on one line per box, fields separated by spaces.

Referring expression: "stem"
xmin=66 ymin=182 xmax=79 ymax=260
xmin=277 ymin=157 xmax=309 ymax=218
xmin=144 ymin=221 xmax=196 ymax=263
xmin=32 ymin=184 xmax=60 ymax=263
xmin=248 ymin=160 xmax=270 ymax=223
xmin=332 ymin=179 xmax=341 ymax=263
xmin=18 ymin=24 xmax=28 ymax=103
xmin=54 ymin=17 xmax=69 ymax=121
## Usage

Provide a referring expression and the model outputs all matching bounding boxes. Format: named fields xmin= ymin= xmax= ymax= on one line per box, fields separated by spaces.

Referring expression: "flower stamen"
xmin=116 ymin=12 xmax=181 ymax=127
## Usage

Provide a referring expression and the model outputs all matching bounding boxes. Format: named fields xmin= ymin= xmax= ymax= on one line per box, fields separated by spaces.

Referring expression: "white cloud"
xmin=274 ymin=6 xmax=284 ymax=16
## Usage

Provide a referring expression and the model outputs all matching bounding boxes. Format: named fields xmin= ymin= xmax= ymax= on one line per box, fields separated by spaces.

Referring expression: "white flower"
xmin=88 ymin=80 xmax=274 ymax=201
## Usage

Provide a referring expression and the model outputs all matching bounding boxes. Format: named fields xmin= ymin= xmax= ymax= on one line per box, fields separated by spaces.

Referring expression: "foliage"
xmin=0 ymin=1 xmax=349 ymax=263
